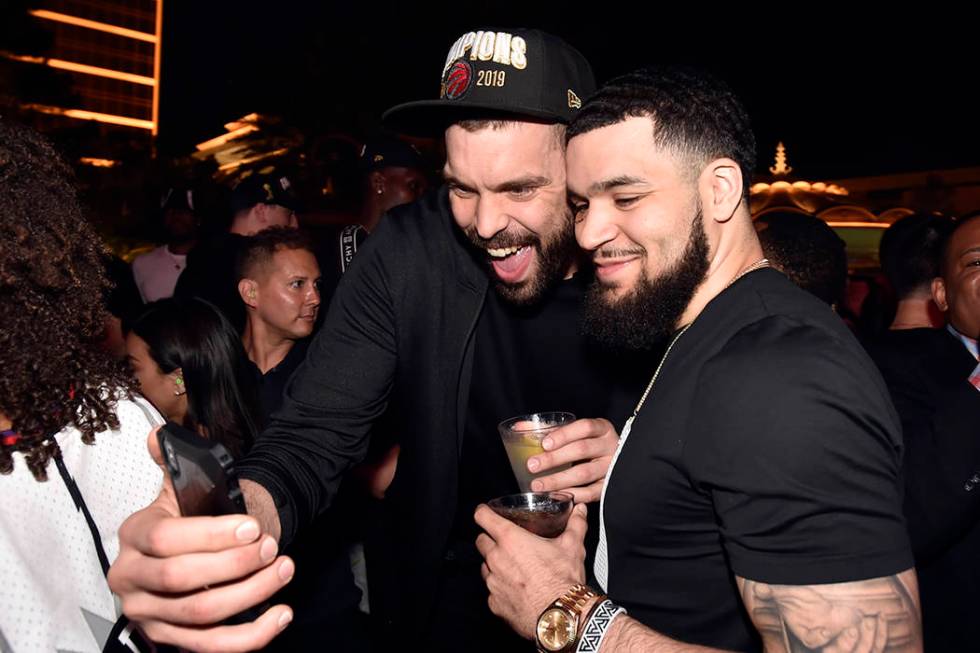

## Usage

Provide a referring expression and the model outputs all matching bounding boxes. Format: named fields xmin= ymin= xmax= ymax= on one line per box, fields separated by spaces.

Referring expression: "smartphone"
xmin=157 ymin=422 xmax=263 ymax=625
xmin=157 ymin=421 xmax=246 ymax=516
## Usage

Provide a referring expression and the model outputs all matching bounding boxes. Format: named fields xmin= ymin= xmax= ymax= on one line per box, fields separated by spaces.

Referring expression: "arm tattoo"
xmin=737 ymin=571 xmax=922 ymax=653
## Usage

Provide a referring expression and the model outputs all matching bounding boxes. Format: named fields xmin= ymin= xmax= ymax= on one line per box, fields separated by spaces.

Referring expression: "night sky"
xmin=158 ymin=3 xmax=979 ymax=180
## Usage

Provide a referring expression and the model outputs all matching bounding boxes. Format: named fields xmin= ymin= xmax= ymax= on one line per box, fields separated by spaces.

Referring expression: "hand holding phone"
xmin=157 ymin=421 xmax=246 ymax=516
xmin=109 ymin=426 xmax=295 ymax=651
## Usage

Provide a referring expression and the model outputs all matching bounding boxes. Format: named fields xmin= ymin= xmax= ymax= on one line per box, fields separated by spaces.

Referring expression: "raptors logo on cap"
xmin=441 ymin=60 xmax=472 ymax=100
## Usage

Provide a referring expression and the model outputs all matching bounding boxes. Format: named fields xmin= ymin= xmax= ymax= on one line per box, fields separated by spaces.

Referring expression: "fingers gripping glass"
xmin=490 ymin=412 xmax=576 ymax=538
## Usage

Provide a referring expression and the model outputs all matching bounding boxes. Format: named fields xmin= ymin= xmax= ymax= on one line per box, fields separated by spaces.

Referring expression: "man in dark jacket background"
xmin=869 ymin=212 xmax=980 ymax=651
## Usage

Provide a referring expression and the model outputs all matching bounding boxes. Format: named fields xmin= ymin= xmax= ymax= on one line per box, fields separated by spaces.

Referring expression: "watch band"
xmin=575 ymin=599 xmax=626 ymax=653
xmin=558 ymin=584 xmax=597 ymax=613
xmin=535 ymin=584 xmax=601 ymax=653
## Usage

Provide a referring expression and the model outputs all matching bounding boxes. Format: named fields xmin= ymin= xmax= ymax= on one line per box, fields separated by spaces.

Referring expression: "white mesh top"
xmin=0 ymin=394 xmax=163 ymax=653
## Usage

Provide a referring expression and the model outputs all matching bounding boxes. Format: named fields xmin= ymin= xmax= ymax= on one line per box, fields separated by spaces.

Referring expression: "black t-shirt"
xmin=451 ymin=273 xmax=642 ymax=549
xmin=602 ymin=268 xmax=912 ymax=651
xmin=432 ymin=272 xmax=646 ymax=653
xmin=249 ymin=338 xmax=311 ymax=426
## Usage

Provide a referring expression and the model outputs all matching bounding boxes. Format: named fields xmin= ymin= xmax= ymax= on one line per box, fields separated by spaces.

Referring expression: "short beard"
xmin=582 ymin=206 xmax=710 ymax=350
xmin=464 ymin=209 xmax=577 ymax=307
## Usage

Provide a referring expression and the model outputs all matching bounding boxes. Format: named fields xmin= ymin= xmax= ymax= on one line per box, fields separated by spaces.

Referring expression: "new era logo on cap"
xmin=383 ymin=28 xmax=596 ymax=136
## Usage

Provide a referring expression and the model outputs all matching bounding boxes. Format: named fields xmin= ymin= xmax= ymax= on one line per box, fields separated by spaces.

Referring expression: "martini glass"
xmin=488 ymin=491 xmax=574 ymax=538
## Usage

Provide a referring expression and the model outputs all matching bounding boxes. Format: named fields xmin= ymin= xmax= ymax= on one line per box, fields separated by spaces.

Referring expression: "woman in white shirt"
xmin=0 ymin=120 xmax=163 ymax=653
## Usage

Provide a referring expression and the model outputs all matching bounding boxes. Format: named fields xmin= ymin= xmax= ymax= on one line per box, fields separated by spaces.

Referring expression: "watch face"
xmin=536 ymin=608 xmax=576 ymax=651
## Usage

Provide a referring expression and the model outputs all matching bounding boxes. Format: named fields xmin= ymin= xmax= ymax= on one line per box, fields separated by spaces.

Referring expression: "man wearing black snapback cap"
xmin=110 ymin=28 xmax=645 ymax=652
xmin=174 ymin=173 xmax=299 ymax=330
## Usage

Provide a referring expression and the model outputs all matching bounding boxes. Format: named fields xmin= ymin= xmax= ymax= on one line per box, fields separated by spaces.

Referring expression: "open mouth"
xmin=488 ymin=245 xmax=533 ymax=283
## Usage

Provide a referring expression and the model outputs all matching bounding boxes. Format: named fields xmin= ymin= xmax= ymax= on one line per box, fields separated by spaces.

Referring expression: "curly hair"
xmin=0 ymin=120 xmax=135 ymax=481
xmin=755 ymin=211 xmax=848 ymax=306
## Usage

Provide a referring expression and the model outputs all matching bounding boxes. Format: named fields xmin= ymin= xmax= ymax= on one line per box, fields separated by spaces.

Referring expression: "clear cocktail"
xmin=498 ymin=412 xmax=575 ymax=492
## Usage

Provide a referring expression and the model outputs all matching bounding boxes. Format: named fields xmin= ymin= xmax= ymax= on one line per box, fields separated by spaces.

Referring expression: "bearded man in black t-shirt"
xmin=476 ymin=66 xmax=923 ymax=653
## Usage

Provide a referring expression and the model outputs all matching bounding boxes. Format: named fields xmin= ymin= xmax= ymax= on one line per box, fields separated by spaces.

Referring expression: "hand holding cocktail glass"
xmin=502 ymin=413 xmax=621 ymax=501
xmin=489 ymin=412 xmax=621 ymax=536
xmin=476 ymin=414 xmax=618 ymax=638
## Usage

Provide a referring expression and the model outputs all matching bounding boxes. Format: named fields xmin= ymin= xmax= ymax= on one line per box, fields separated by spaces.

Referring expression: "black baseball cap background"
xmin=230 ymin=174 xmax=299 ymax=213
xmin=383 ymin=28 xmax=595 ymax=136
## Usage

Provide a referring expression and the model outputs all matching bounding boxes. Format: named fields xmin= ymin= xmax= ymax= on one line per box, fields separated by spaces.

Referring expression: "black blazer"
xmin=868 ymin=327 xmax=980 ymax=650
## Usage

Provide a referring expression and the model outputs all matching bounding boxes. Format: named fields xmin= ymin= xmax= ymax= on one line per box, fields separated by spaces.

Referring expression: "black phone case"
xmin=156 ymin=422 xmax=264 ymax=625
xmin=157 ymin=421 xmax=245 ymax=517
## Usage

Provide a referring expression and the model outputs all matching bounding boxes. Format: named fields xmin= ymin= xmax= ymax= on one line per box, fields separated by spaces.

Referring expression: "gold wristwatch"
xmin=535 ymin=584 xmax=600 ymax=653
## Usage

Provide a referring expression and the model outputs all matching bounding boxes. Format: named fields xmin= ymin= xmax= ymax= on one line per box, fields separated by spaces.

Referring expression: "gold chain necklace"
xmin=629 ymin=257 xmax=770 ymax=417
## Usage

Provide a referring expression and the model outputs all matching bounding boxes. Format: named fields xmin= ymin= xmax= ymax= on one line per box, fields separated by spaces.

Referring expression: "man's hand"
xmin=107 ymin=428 xmax=295 ymax=653
xmin=474 ymin=502 xmax=589 ymax=639
xmin=527 ymin=417 xmax=619 ymax=502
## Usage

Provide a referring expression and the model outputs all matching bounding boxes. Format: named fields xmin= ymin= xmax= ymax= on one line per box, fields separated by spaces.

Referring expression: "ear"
xmin=253 ymin=203 xmax=270 ymax=225
xmin=931 ymin=276 xmax=949 ymax=312
xmin=369 ymin=170 xmax=386 ymax=196
xmin=238 ymin=278 xmax=258 ymax=308
xmin=699 ymin=158 xmax=743 ymax=224
xmin=170 ymin=367 xmax=186 ymax=396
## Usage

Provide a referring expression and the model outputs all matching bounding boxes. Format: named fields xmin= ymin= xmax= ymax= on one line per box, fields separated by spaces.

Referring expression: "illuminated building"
xmin=4 ymin=0 xmax=163 ymax=150
xmin=750 ymin=143 xmax=980 ymax=269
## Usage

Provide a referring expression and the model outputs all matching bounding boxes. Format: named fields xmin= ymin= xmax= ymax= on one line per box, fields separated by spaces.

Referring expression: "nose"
xmin=474 ymin=195 xmax=509 ymax=240
xmin=574 ymin=202 xmax=618 ymax=253
xmin=307 ymin=284 xmax=320 ymax=306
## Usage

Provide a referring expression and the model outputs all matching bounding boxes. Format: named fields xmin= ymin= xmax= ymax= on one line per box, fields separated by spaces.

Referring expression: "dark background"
xmin=158 ymin=3 xmax=979 ymax=179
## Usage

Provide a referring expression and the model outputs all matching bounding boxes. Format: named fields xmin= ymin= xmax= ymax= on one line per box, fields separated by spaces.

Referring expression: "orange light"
xmin=217 ymin=148 xmax=290 ymax=172
xmin=151 ymin=0 xmax=163 ymax=136
xmin=224 ymin=113 xmax=261 ymax=131
xmin=3 ymin=51 xmax=155 ymax=86
xmin=28 ymin=9 xmax=157 ymax=43
xmin=827 ymin=222 xmax=890 ymax=229
xmin=46 ymin=58 xmax=155 ymax=86
xmin=79 ymin=157 xmax=120 ymax=167
xmin=196 ymin=124 xmax=260 ymax=151
xmin=23 ymin=103 xmax=154 ymax=130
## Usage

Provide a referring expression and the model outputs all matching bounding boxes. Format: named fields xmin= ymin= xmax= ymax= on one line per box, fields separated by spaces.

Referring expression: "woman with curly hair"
xmin=0 ymin=120 xmax=162 ymax=652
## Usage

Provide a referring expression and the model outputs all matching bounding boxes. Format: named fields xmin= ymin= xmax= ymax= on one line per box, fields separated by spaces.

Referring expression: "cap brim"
xmin=382 ymin=99 xmax=565 ymax=137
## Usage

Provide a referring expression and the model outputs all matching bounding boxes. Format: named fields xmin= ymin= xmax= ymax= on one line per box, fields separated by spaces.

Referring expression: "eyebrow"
xmin=442 ymin=172 xmax=551 ymax=194
xmin=587 ymin=175 xmax=648 ymax=195
xmin=959 ymin=246 xmax=980 ymax=258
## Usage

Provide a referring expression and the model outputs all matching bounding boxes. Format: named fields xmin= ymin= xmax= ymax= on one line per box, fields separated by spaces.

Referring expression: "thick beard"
xmin=583 ymin=206 xmax=710 ymax=350
xmin=464 ymin=209 xmax=577 ymax=307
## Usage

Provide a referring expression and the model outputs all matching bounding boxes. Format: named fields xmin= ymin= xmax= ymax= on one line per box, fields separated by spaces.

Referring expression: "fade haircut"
xmin=235 ymin=226 xmax=316 ymax=281
xmin=567 ymin=66 xmax=756 ymax=199
xmin=879 ymin=213 xmax=955 ymax=298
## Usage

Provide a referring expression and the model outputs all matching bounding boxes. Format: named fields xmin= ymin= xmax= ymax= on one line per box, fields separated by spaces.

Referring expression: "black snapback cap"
xmin=358 ymin=138 xmax=426 ymax=173
xmin=383 ymin=28 xmax=595 ymax=136
xmin=231 ymin=174 xmax=299 ymax=213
